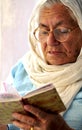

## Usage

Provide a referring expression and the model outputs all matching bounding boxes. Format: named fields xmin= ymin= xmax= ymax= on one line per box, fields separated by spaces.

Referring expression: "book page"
xmin=0 ymin=83 xmax=25 ymax=125
xmin=0 ymin=82 xmax=20 ymax=102
xmin=0 ymin=100 xmax=25 ymax=125
xmin=24 ymin=83 xmax=54 ymax=98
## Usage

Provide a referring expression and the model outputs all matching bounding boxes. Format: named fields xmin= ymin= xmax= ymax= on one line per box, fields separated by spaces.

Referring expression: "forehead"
xmin=39 ymin=3 xmax=77 ymax=27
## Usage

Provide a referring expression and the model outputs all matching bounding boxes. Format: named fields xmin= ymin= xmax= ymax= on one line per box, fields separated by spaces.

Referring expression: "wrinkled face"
xmin=38 ymin=4 xmax=82 ymax=65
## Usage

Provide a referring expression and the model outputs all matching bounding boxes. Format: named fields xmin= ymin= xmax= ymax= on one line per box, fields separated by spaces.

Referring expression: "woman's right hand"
xmin=12 ymin=104 xmax=73 ymax=130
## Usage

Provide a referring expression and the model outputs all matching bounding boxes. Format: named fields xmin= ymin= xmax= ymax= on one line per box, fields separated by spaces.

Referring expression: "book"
xmin=0 ymin=83 xmax=66 ymax=125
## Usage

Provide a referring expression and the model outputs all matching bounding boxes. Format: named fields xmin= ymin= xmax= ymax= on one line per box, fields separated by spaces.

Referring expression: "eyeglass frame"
xmin=33 ymin=26 xmax=79 ymax=43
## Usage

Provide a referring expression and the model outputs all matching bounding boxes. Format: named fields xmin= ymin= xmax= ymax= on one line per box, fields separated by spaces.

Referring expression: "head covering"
xmin=61 ymin=0 xmax=82 ymax=30
xmin=22 ymin=0 xmax=82 ymax=113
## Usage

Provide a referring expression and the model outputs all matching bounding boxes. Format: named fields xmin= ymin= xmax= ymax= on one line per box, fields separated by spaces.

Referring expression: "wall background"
xmin=0 ymin=0 xmax=37 ymax=82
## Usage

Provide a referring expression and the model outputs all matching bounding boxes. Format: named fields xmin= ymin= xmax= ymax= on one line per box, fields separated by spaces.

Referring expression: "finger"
xmin=13 ymin=120 xmax=30 ymax=130
xmin=24 ymin=105 xmax=47 ymax=122
xmin=12 ymin=113 xmax=36 ymax=126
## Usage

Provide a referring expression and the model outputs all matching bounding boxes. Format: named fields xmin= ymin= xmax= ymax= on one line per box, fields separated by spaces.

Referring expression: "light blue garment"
xmin=11 ymin=62 xmax=36 ymax=96
xmin=8 ymin=61 xmax=82 ymax=130
xmin=63 ymin=88 xmax=82 ymax=130
xmin=8 ymin=124 xmax=19 ymax=130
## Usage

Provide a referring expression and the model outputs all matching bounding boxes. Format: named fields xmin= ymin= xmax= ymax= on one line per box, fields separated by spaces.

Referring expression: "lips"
xmin=48 ymin=50 xmax=62 ymax=54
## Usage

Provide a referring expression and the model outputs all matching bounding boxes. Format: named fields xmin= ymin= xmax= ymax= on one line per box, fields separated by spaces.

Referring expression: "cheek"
xmin=62 ymin=41 xmax=74 ymax=53
xmin=41 ymin=43 xmax=47 ymax=54
xmin=63 ymin=40 xmax=81 ymax=57
xmin=74 ymin=48 xmax=80 ymax=57
xmin=63 ymin=34 xmax=80 ymax=51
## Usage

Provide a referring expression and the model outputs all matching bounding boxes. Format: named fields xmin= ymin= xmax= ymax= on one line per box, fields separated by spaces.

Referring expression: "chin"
xmin=47 ymin=58 xmax=78 ymax=65
xmin=47 ymin=61 xmax=65 ymax=65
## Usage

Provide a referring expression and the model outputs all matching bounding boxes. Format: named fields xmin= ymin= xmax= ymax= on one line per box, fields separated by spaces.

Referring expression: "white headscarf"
xmin=23 ymin=0 xmax=82 ymax=110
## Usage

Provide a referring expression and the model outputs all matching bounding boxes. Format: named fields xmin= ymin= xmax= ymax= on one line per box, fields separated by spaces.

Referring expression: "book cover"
xmin=0 ymin=83 xmax=66 ymax=125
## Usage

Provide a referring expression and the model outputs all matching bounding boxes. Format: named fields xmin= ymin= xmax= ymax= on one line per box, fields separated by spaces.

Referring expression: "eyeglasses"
xmin=33 ymin=26 xmax=79 ymax=42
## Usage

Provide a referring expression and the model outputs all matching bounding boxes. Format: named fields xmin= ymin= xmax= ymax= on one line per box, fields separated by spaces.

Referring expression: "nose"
xmin=47 ymin=32 xmax=60 ymax=46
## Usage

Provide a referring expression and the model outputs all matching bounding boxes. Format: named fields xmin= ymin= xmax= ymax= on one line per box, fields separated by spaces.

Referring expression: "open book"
xmin=0 ymin=83 xmax=66 ymax=125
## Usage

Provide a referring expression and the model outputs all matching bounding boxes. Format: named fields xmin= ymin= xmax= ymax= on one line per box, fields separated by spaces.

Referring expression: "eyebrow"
xmin=39 ymin=21 xmax=64 ymax=28
xmin=39 ymin=23 xmax=48 ymax=28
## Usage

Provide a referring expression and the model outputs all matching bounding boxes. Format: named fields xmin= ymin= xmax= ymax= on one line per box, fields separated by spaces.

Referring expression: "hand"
xmin=0 ymin=125 xmax=7 ymax=130
xmin=12 ymin=104 xmax=73 ymax=130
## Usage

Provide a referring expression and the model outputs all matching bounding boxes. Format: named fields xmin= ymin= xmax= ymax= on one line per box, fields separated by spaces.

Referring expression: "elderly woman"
xmin=1 ymin=0 xmax=82 ymax=130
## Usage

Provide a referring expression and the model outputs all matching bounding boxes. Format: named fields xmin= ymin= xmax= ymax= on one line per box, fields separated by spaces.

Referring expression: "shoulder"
xmin=11 ymin=53 xmax=29 ymax=79
xmin=63 ymin=88 xmax=82 ymax=129
xmin=11 ymin=52 xmax=31 ymax=79
xmin=5 ymin=59 xmax=27 ymax=84
xmin=11 ymin=61 xmax=26 ymax=78
xmin=11 ymin=60 xmax=29 ymax=85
